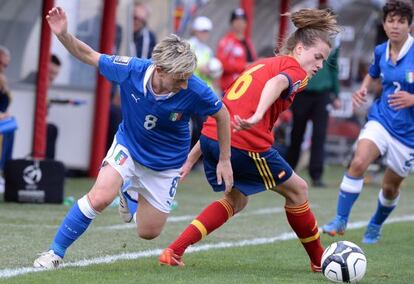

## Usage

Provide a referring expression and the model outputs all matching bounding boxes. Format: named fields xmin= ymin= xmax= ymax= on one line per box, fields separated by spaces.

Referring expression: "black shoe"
xmin=312 ymin=179 xmax=326 ymax=188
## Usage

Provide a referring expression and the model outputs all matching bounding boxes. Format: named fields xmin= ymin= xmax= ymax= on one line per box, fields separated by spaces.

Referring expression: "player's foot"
xmin=362 ymin=223 xmax=381 ymax=244
xmin=119 ymin=191 xmax=133 ymax=223
xmin=310 ymin=262 xmax=322 ymax=273
xmin=159 ymin=248 xmax=185 ymax=267
xmin=322 ymin=216 xmax=347 ymax=236
xmin=33 ymin=250 xmax=62 ymax=269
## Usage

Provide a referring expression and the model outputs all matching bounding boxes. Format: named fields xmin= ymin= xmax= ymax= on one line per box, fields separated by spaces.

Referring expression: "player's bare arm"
xmin=233 ymin=74 xmax=289 ymax=131
xmin=211 ymin=105 xmax=233 ymax=193
xmin=46 ymin=7 xmax=101 ymax=67
xmin=180 ymin=141 xmax=202 ymax=182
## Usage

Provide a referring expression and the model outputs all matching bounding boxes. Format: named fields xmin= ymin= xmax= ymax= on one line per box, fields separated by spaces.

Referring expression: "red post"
xmin=32 ymin=0 xmax=55 ymax=159
xmin=277 ymin=0 xmax=290 ymax=51
xmin=241 ymin=0 xmax=255 ymax=39
xmin=88 ymin=0 xmax=117 ymax=177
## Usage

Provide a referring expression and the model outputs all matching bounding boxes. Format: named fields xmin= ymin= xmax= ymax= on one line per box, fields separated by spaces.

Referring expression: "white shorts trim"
xmin=104 ymin=138 xmax=181 ymax=213
xmin=358 ymin=120 xmax=414 ymax=177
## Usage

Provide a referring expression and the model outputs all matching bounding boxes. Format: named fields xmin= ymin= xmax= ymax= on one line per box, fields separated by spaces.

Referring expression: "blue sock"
xmin=336 ymin=174 xmax=364 ymax=221
xmin=50 ymin=197 xmax=96 ymax=258
xmin=369 ymin=190 xmax=399 ymax=226
xmin=337 ymin=190 xmax=359 ymax=220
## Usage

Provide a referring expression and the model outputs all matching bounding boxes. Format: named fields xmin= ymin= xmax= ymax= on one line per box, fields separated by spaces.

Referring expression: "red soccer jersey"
xmin=202 ymin=56 xmax=308 ymax=152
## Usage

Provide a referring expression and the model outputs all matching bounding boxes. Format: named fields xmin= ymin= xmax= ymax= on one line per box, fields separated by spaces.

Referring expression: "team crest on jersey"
xmin=113 ymin=56 xmax=131 ymax=65
xmin=115 ymin=150 xmax=128 ymax=166
xmin=169 ymin=112 xmax=183 ymax=121
xmin=406 ymin=71 xmax=414 ymax=83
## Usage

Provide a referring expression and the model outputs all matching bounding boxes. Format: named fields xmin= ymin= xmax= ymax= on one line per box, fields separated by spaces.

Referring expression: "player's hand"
xmin=352 ymin=88 xmax=367 ymax=108
xmin=388 ymin=91 xmax=414 ymax=110
xmin=179 ymin=160 xmax=195 ymax=182
xmin=232 ymin=114 xmax=261 ymax=132
xmin=216 ymin=159 xmax=233 ymax=194
xmin=46 ymin=7 xmax=68 ymax=36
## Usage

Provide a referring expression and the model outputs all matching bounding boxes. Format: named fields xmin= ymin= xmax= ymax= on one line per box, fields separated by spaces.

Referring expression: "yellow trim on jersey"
xmin=299 ymin=76 xmax=309 ymax=89
xmin=191 ymin=220 xmax=208 ymax=239
xmin=248 ymin=152 xmax=276 ymax=190
xmin=300 ymin=232 xmax=320 ymax=244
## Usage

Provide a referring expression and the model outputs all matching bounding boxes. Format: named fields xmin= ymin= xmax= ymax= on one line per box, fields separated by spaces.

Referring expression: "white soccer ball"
xmin=322 ymin=241 xmax=367 ymax=283
xmin=208 ymin=57 xmax=223 ymax=79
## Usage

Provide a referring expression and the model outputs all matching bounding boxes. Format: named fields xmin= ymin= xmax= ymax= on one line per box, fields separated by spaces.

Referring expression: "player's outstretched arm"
xmin=46 ymin=7 xmax=101 ymax=67
xmin=352 ymin=74 xmax=375 ymax=108
xmin=233 ymin=74 xmax=288 ymax=131
xmin=211 ymin=105 xmax=233 ymax=194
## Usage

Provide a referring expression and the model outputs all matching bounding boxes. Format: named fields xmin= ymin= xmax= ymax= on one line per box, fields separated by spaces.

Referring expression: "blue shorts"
xmin=200 ymin=135 xmax=293 ymax=196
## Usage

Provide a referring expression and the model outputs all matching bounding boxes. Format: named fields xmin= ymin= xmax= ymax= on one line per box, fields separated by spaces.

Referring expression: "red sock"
xmin=285 ymin=201 xmax=324 ymax=266
xmin=168 ymin=199 xmax=234 ymax=256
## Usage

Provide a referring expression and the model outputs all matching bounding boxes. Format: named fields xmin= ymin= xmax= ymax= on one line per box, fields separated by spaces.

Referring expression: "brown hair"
xmin=383 ymin=0 xmax=413 ymax=25
xmin=279 ymin=9 xmax=340 ymax=55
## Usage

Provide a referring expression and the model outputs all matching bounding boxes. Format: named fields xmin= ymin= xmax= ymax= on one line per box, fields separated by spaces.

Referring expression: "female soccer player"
xmin=159 ymin=8 xmax=340 ymax=272
xmin=33 ymin=7 xmax=233 ymax=269
xmin=322 ymin=0 xmax=414 ymax=244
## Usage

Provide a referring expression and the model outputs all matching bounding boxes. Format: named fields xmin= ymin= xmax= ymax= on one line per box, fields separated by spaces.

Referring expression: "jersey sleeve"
xmin=98 ymin=54 xmax=133 ymax=83
xmin=194 ymin=87 xmax=223 ymax=117
xmin=278 ymin=65 xmax=308 ymax=99
xmin=368 ymin=46 xmax=381 ymax=79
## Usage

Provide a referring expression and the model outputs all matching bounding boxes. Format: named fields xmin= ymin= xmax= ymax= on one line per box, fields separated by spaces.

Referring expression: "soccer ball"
xmin=208 ymin=57 xmax=223 ymax=79
xmin=322 ymin=241 xmax=367 ymax=283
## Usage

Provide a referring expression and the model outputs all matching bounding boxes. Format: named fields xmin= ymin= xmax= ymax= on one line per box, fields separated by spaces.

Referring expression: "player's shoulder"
xmin=374 ymin=42 xmax=387 ymax=55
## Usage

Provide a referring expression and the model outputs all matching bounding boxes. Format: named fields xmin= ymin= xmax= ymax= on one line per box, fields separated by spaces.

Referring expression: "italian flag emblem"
xmin=406 ymin=71 xmax=414 ymax=83
xmin=169 ymin=112 xmax=182 ymax=121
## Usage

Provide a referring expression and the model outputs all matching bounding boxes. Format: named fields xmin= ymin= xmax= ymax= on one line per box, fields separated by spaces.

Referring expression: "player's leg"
xmin=274 ymin=172 xmax=323 ymax=272
xmin=323 ymin=121 xmax=385 ymax=236
xmin=160 ymin=136 xmax=248 ymax=266
xmin=33 ymin=164 xmax=122 ymax=269
xmin=363 ymin=136 xmax=414 ymax=243
xmin=159 ymin=189 xmax=247 ymax=266
xmin=363 ymin=168 xmax=402 ymax=244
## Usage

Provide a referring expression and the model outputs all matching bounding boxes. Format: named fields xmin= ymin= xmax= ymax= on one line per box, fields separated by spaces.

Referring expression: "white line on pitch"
xmin=0 ymin=214 xmax=413 ymax=279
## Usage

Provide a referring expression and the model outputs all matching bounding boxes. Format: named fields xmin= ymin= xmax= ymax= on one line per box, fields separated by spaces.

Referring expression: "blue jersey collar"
xmin=386 ymin=34 xmax=414 ymax=62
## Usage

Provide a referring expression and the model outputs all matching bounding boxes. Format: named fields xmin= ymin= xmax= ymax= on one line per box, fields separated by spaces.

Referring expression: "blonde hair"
xmin=151 ymin=34 xmax=197 ymax=74
xmin=280 ymin=9 xmax=340 ymax=55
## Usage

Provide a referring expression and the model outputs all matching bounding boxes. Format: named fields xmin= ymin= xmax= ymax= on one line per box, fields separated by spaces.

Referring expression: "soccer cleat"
xmin=310 ymin=262 xmax=322 ymax=273
xmin=159 ymin=248 xmax=185 ymax=267
xmin=362 ymin=223 xmax=381 ymax=244
xmin=322 ymin=216 xmax=347 ymax=236
xmin=33 ymin=250 xmax=62 ymax=269
xmin=118 ymin=191 xmax=133 ymax=223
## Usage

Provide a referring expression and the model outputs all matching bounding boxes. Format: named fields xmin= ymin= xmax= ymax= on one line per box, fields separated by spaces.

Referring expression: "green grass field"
xmin=1 ymin=165 xmax=413 ymax=283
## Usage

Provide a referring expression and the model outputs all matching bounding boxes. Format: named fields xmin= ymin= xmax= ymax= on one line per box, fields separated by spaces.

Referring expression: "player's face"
xmin=383 ymin=14 xmax=411 ymax=44
xmin=158 ymin=71 xmax=192 ymax=94
xmin=295 ymin=39 xmax=331 ymax=78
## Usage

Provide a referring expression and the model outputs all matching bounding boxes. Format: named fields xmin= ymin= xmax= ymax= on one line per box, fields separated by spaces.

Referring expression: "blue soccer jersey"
xmin=368 ymin=35 xmax=414 ymax=148
xmin=99 ymin=55 xmax=222 ymax=170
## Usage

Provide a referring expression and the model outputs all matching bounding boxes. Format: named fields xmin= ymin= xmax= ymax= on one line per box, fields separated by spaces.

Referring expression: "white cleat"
xmin=33 ymin=250 xmax=63 ymax=269
xmin=118 ymin=192 xmax=133 ymax=223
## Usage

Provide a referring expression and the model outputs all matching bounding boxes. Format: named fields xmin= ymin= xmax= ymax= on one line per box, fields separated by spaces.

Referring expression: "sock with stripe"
xmin=50 ymin=195 xmax=98 ymax=258
xmin=168 ymin=199 xmax=234 ymax=256
xmin=336 ymin=173 xmax=364 ymax=221
xmin=285 ymin=201 xmax=324 ymax=266
xmin=369 ymin=189 xmax=399 ymax=226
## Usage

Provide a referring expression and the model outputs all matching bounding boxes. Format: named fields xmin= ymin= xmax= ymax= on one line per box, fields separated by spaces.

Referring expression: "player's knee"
xmin=137 ymin=227 xmax=161 ymax=240
xmin=381 ymin=184 xmax=399 ymax=199
xmin=349 ymin=156 xmax=369 ymax=175
xmin=87 ymin=189 xmax=112 ymax=212
xmin=226 ymin=191 xmax=248 ymax=214
xmin=286 ymin=179 xmax=308 ymax=204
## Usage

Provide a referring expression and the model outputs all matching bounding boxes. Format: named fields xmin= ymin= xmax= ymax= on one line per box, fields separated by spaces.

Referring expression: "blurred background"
xmin=0 ymin=0 xmax=401 ymax=176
